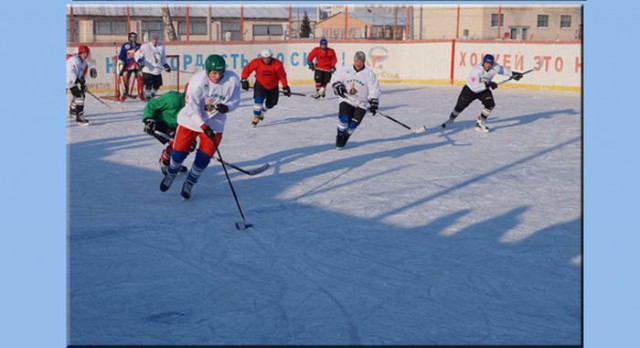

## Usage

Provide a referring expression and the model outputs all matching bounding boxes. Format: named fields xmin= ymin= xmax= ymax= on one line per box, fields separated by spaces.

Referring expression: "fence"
xmin=67 ymin=4 xmax=582 ymax=44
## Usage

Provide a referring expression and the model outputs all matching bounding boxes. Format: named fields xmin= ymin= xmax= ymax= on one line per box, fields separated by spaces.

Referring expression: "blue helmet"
xmin=319 ymin=38 xmax=328 ymax=46
xmin=482 ymin=54 xmax=495 ymax=66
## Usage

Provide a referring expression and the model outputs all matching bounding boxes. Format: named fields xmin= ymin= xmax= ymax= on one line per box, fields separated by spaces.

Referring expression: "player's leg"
xmin=476 ymin=89 xmax=495 ymax=132
xmin=180 ymin=131 xmax=223 ymax=199
xmin=443 ymin=85 xmax=476 ymax=128
xmin=160 ymin=126 xmax=196 ymax=191
xmin=336 ymin=102 xmax=355 ymax=149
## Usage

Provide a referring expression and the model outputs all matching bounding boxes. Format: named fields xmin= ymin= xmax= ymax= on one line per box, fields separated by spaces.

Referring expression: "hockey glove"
xmin=485 ymin=81 xmax=498 ymax=90
xmin=215 ymin=104 xmax=229 ymax=113
xmin=164 ymin=64 xmax=171 ymax=73
xmin=330 ymin=66 xmax=336 ymax=73
xmin=137 ymin=59 xmax=144 ymax=71
xmin=203 ymin=126 xmax=216 ymax=141
xmin=368 ymin=98 xmax=379 ymax=115
xmin=283 ymin=86 xmax=292 ymax=97
xmin=241 ymin=79 xmax=249 ymax=91
xmin=332 ymin=81 xmax=347 ymax=98
xmin=143 ymin=119 xmax=156 ymax=135
xmin=69 ymin=86 xmax=83 ymax=98
xmin=511 ymin=71 xmax=524 ymax=81
xmin=76 ymin=77 xmax=87 ymax=92
xmin=89 ymin=67 xmax=98 ymax=78
xmin=308 ymin=61 xmax=315 ymax=71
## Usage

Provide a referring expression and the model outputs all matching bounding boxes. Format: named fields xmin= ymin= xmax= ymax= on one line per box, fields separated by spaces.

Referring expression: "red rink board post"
xmin=105 ymin=54 xmax=180 ymax=101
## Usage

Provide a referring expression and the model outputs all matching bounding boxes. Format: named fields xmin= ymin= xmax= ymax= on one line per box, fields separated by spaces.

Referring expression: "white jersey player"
xmin=134 ymin=34 xmax=170 ymax=100
xmin=66 ymin=45 xmax=90 ymax=125
xmin=442 ymin=54 xmax=525 ymax=132
xmin=329 ymin=51 xmax=381 ymax=149
xmin=159 ymin=54 xmax=241 ymax=200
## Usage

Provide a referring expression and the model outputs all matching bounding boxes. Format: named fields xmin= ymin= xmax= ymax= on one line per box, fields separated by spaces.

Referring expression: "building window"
xmin=560 ymin=15 xmax=572 ymax=28
xmin=510 ymin=28 xmax=517 ymax=40
xmin=142 ymin=21 xmax=164 ymax=41
xmin=178 ymin=19 xmax=208 ymax=36
xmin=537 ymin=15 xmax=549 ymax=28
xmin=253 ymin=24 xmax=283 ymax=36
xmin=491 ymin=13 xmax=504 ymax=28
xmin=94 ymin=20 xmax=127 ymax=36
xmin=221 ymin=22 xmax=241 ymax=41
xmin=67 ymin=18 xmax=78 ymax=42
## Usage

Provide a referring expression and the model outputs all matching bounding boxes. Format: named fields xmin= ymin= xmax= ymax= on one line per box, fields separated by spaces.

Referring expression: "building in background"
xmin=67 ymin=4 xmax=581 ymax=44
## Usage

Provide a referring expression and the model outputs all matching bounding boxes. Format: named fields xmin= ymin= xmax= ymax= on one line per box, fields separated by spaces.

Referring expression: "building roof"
xmin=316 ymin=10 xmax=407 ymax=26
xmin=68 ymin=5 xmax=320 ymax=20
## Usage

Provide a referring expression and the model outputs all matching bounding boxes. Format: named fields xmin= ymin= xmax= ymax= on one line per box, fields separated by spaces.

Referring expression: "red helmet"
xmin=78 ymin=45 xmax=90 ymax=55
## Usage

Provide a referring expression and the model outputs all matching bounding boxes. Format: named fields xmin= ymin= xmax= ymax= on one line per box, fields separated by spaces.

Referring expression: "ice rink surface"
xmin=68 ymin=83 xmax=581 ymax=345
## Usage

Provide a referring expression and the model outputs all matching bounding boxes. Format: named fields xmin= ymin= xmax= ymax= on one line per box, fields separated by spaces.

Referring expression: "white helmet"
xmin=259 ymin=48 xmax=273 ymax=58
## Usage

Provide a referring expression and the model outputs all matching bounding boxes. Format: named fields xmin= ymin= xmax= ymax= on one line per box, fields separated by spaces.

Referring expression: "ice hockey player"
xmin=117 ymin=32 xmax=143 ymax=101
xmin=159 ymin=54 xmax=241 ymax=200
xmin=66 ymin=45 xmax=91 ymax=125
xmin=330 ymin=51 xmax=381 ymax=150
xmin=307 ymin=37 xmax=337 ymax=99
xmin=441 ymin=54 xmax=525 ymax=133
xmin=134 ymin=33 xmax=171 ymax=101
xmin=240 ymin=48 xmax=291 ymax=127
xmin=141 ymin=85 xmax=191 ymax=175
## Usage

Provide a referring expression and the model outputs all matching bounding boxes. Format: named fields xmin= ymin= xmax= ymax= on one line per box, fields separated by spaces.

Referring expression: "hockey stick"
xmin=214 ymin=157 xmax=271 ymax=176
xmin=376 ymin=111 xmax=428 ymax=134
xmin=497 ymin=68 xmax=534 ymax=85
xmin=152 ymin=130 xmax=268 ymax=176
xmin=86 ymin=89 xmax=122 ymax=110
xmin=207 ymin=132 xmax=253 ymax=230
xmin=248 ymin=85 xmax=306 ymax=97
xmin=347 ymin=96 xmax=427 ymax=134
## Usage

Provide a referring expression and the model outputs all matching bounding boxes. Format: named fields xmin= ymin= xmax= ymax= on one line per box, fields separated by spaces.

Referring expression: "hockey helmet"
xmin=259 ymin=48 xmax=273 ymax=58
xmin=319 ymin=38 xmax=328 ymax=46
xmin=482 ymin=54 xmax=495 ymax=66
xmin=78 ymin=45 xmax=90 ymax=55
xmin=205 ymin=54 xmax=226 ymax=74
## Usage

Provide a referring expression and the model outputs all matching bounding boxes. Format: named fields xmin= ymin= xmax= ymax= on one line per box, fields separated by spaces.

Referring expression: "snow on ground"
xmin=69 ymin=84 xmax=581 ymax=345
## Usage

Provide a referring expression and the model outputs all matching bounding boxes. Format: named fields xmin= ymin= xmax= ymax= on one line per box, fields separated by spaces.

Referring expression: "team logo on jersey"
xmin=349 ymin=82 xmax=358 ymax=95
xmin=154 ymin=53 xmax=161 ymax=64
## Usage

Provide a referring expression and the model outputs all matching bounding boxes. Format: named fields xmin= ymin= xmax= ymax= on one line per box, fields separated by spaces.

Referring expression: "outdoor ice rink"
xmin=69 ymin=83 xmax=581 ymax=345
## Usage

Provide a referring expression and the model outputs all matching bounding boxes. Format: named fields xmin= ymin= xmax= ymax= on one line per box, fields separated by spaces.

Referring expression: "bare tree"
xmin=161 ymin=5 xmax=178 ymax=41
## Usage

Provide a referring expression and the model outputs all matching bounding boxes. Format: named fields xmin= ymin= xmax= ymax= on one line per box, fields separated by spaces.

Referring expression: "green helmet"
xmin=205 ymin=54 xmax=226 ymax=74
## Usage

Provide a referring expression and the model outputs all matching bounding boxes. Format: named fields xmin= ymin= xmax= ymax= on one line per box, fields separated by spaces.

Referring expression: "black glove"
xmin=143 ymin=119 xmax=156 ymax=135
xmin=332 ymin=81 xmax=347 ymax=98
xmin=511 ymin=71 xmax=524 ymax=81
xmin=75 ymin=77 xmax=87 ymax=92
xmin=69 ymin=86 xmax=83 ymax=98
xmin=137 ymin=59 xmax=144 ymax=70
xmin=203 ymin=126 xmax=216 ymax=141
xmin=89 ymin=67 xmax=98 ymax=78
xmin=283 ymin=86 xmax=291 ymax=97
xmin=486 ymin=81 xmax=498 ymax=90
xmin=330 ymin=66 xmax=336 ymax=73
xmin=215 ymin=104 xmax=229 ymax=113
xmin=308 ymin=61 xmax=315 ymax=71
xmin=164 ymin=63 xmax=171 ymax=73
xmin=241 ymin=79 xmax=249 ymax=91
xmin=368 ymin=98 xmax=379 ymax=114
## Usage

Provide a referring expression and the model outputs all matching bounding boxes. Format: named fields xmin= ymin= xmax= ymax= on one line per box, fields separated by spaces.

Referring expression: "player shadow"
xmin=439 ymin=108 xmax=579 ymax=137
xmin=68 ymin=126 xmax=580 ymax=344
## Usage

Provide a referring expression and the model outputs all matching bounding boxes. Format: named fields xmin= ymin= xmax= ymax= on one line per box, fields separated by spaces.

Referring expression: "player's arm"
xmin=221 ymin=76 xmax=241 ymax=113
xmin=330 ymin=49 xmax=337 ymax=68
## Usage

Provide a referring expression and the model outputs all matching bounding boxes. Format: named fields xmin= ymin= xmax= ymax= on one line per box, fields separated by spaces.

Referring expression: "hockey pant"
xmin=168 ymin=125 xmax=223 ymax=184
xmin=69 ymin=89 xmax=85 ymax=118
xmin=337 ymin=102 xmax=367 ymax=135
xmin=451 ymin=85 xmax=495 ymax=119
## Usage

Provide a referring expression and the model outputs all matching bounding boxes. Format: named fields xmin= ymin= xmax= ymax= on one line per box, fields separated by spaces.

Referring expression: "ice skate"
xmin=441 ymin=116 xmax=456 ymax=129
xmin=180 ymin=179 xmax=195 ymax=200
xmin=159 ymin=172 xmax=177 ymax=192
xmin=475 ymin=116 xmax=490 ymax=133
xmin=75 ymin=114 xmax=90 ymax=126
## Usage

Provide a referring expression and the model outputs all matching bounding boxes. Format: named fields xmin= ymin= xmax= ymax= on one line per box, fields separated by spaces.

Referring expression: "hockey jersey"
xmin=118 ymin=41 xmax=141 ymax=68
xmin=177 ymin=70 xmax=241 ymax=133
xmin=465 ymin=63 xmax=512 ymax=93
xmin=330 ymin=64 xmax=381 ymax=109
xmin=135 ymin=42 xmax=167 ymax=76
xmin=307 ymin=47 xmax=338 ymax=71
xmin=142 ymin=91 xmax=185 ymax=130
xmin=241 ymin=58 xmax=288 ymax=90
xmin=66 ymin=54 xmax=88 ymax=89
